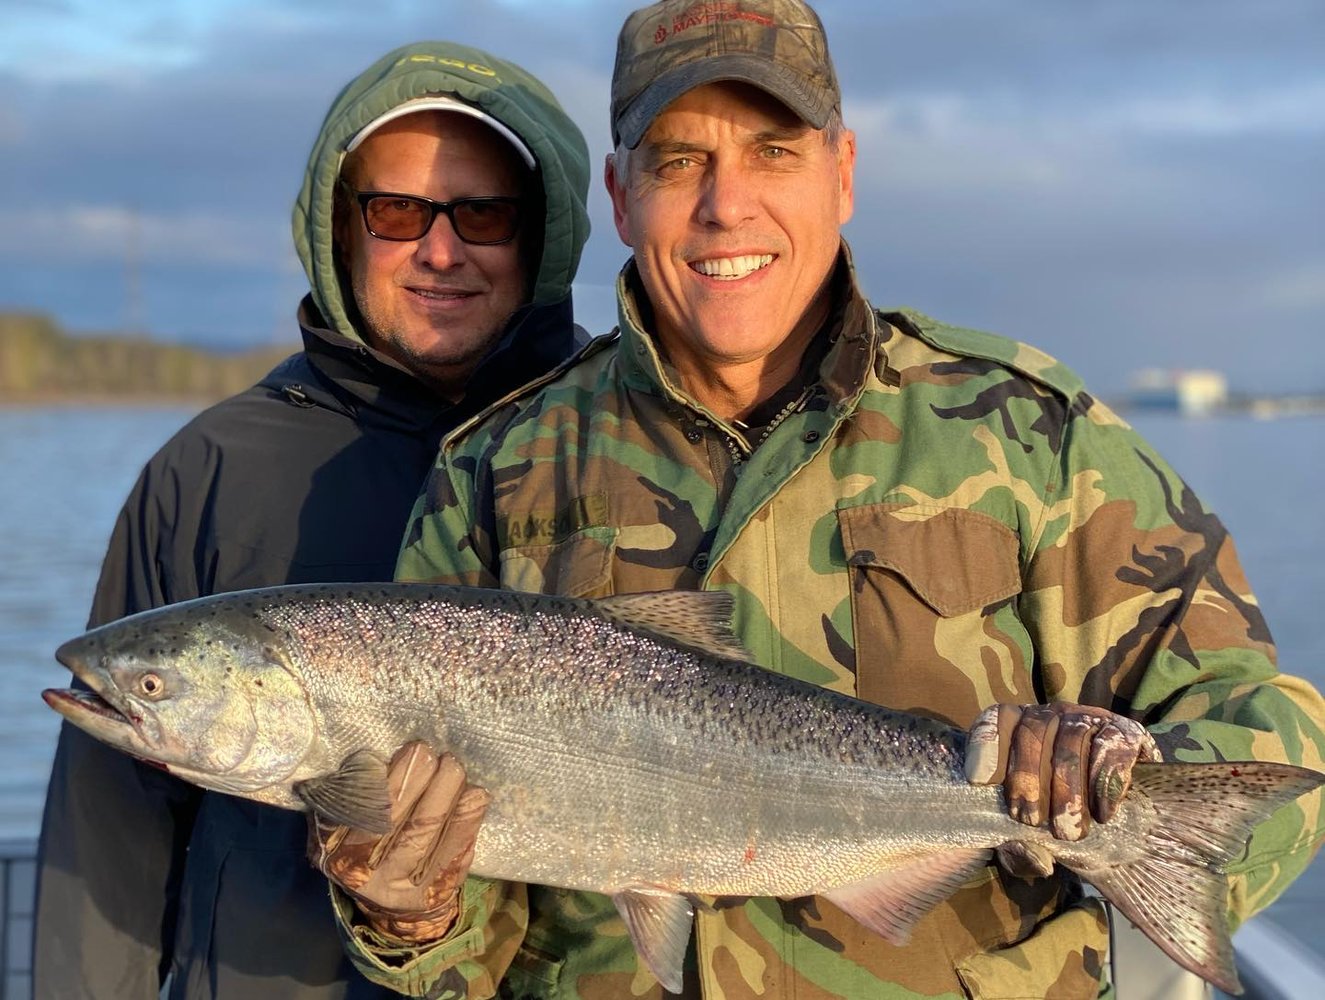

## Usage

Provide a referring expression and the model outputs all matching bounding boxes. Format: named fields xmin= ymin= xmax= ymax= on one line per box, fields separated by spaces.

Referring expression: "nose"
xmin=413 ymin=212 xmax=468 ymax=270
xmin=696 ymin=157 xmax=756 ymax=230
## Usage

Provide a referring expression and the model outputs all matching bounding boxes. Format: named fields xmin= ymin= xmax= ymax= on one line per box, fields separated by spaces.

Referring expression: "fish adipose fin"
xmin=294 ymin=749 xmax=393 ymax=834
xmin=824 ymin=848 xmax=991 ymax=945
xmin=1069 ymin=760 xmax=1325 ymax=996
xmin=596 ymin=591 xmax=753 ymax=663
xmin=612 ymin=886 xmax=695 ymax=994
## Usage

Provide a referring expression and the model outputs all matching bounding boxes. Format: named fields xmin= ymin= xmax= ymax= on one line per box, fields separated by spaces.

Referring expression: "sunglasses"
xmin=348 ymin=188 xmax=522 ymax=245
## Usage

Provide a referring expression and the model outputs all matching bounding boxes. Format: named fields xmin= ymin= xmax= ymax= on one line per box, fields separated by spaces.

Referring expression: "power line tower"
xmin=124 ymin=205 xmax=146 ymax=338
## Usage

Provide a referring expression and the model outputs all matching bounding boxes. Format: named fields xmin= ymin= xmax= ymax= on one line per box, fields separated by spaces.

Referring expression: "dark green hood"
xmin=292 ymin=41 xmax=591 ymax=345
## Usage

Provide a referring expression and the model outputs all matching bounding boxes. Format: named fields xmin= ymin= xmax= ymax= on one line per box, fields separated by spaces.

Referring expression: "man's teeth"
xmin=692 ymin=254 xmax=774 ymax=280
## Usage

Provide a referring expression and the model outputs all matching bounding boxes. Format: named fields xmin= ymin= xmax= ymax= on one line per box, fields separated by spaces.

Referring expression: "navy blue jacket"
xmin=34 ymin=298 xmax=582 ymax=999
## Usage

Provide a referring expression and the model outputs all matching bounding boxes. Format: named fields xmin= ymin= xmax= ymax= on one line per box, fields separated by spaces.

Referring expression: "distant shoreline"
xmin=1 ymin=311 xmax=292 ymax=402
xmin=0 ymin=393 xmax=216 ymax=409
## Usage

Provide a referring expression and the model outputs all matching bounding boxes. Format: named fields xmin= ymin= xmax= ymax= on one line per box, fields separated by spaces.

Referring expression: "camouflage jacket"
xmin=367 ymin=252 xmax=1325 ymax=999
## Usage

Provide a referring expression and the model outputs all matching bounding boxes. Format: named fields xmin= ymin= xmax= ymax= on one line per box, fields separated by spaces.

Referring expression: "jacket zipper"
xmin=723 ymin=387 xmax=814 ymax=470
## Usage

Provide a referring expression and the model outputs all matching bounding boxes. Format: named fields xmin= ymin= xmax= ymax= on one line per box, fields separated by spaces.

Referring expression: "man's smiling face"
xmin=608 ymin=80 xmax=855 ymax=382
xmin=337 ymin=111 xmax=530 ymax=399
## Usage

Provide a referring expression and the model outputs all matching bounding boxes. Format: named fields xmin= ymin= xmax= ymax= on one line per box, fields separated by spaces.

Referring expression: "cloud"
xmin=0 ymin=204 xmax=286 ymax=267
xmin=1 ymin=0 xmax=1322 ymax=390
xmin=1094 ymin=84 xmax=1325 ymax=137
xmin=1257 ymin=261 xmax=1325 ymax=311
xmin=0 ymin=93 xmax=22 ymax=144
xmin=1 ymin=0 xmax=215 ymax=82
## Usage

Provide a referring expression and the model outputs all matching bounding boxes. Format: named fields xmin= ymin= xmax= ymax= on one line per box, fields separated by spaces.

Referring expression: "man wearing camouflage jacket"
xmin=352 ymin=1 xmax=1325 ymax=996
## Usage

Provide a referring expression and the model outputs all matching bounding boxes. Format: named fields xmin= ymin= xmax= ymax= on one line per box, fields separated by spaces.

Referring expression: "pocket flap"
xmin=954 ymin=899 xmax=1111 ymax=1000
xmin=838 ymin=503 xmax=1022 ymax=617
xmin=499 ymin=525 xmax=619 ymax=598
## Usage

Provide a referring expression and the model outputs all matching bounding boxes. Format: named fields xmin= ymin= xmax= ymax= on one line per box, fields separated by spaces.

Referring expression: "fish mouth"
xmin=44 ymin=642 xmax=147 ymax=746
xmin=41 ymin=686 xmax=133 ymax=725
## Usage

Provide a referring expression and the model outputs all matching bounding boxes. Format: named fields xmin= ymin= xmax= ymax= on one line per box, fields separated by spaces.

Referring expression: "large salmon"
xmin=44 ymin=582 xmax=1323 ymax=993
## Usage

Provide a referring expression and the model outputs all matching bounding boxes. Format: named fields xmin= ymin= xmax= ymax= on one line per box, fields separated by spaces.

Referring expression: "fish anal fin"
xmin=612 ymin=886 xmax=694 ymax=995
xmin=824 ymin=848 xmax=991 ymax=946
xmin=294 ymin=749 xmax=392 ymax=834
xmin=596 ymin=591 xmax=752 ymax=663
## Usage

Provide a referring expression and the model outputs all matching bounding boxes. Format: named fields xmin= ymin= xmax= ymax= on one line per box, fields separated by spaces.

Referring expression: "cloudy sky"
xmin=3 ymin=0 xmax=1322 ymax=394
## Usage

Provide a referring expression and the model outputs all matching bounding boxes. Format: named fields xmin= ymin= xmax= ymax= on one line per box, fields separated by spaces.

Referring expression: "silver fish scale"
xmin=248 ymin=585 xmax=1009 ymax=896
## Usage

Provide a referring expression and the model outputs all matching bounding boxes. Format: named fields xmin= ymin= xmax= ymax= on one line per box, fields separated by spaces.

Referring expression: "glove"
xmin=965 ymin=703 xmax=1162 ymax=875
xmin=308 ymin=741 xmax=490 ymax=943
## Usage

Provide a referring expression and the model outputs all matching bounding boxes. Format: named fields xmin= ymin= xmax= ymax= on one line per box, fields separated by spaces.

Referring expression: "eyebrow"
xmin=641 ymin=139 xmax=707 ymax=158
xmin=641 ymin=124 xmax=815 ymax=160
xmin=752 ymin=123 xmax=815 ymax=144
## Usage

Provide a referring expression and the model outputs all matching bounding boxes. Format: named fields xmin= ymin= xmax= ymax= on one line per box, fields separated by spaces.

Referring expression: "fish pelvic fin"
xmin=294 ymin=749 xmax=392 ymax=834
xmin=612 ymin=887 xmax=694 ymax=995
xmin=1069 ymin=760 xmax=1325 ymax=996
xmin=595 ymin=591 xmax=753 ymax=663
xmin=824 ymin=848 xmax=992 ymax=945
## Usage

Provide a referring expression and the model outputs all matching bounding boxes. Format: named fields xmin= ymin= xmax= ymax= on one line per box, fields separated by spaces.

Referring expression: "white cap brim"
xmin=344 ymin=95 xmax=536 ymax=170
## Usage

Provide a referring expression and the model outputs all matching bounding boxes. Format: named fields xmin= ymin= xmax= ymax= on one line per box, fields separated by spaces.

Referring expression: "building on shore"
xmin=1127 ymin=368 xmax=1229 ymax=416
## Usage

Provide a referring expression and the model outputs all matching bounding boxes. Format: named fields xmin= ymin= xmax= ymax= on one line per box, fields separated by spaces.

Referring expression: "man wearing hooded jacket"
xmin=33 ymin=40 xmax=591 ymax=999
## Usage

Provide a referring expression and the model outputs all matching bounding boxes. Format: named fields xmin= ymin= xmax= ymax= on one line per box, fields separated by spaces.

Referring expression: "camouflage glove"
xmin=965 ymin=703 xmax=1162 ymax=877
xmin=308 ymin=741 xmax=490 ymax=943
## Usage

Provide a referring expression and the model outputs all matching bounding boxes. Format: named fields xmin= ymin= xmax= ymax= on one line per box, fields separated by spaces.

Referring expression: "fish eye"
xmin=139 ymin=673 xmax=165 ymax=698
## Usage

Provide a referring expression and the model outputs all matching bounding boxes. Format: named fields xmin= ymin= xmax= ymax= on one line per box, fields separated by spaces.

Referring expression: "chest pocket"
xmin=837 ymin=503 xmax=1033 ymax=726
xmin=499 ymin=525 xmax=619 ymax=598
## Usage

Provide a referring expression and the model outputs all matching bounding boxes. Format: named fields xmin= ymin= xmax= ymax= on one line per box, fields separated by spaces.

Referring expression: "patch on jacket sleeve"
xmin=880 ymin=307 xmax=1086 ymax=404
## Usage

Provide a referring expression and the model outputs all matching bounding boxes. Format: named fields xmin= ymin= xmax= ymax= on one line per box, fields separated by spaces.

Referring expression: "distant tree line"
xmin=0 ymin=312 xmax=293 ymax=401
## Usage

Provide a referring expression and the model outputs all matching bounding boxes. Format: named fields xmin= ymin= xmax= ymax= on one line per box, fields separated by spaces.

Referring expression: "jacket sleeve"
xmin=335 ymin=449 xmax=527 ymax=997
xmin=33 ymin=455 xmax=205 ymax=999
xmin=331 ymin=877 xmax=529 ymax=999
xmin=395 ymin=438 xmax=502 ymax=588
xmin=1020 ymin=397 xmax=1325 ymax=928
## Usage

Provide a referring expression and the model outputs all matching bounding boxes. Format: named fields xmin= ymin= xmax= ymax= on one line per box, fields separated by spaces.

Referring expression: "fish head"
xmin=44 ymin=608 xmax=317 ymax=797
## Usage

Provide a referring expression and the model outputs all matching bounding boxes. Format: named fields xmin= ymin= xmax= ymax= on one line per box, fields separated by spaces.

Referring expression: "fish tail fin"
xmin=1070 ymin=760 xmax=1323 ymax=996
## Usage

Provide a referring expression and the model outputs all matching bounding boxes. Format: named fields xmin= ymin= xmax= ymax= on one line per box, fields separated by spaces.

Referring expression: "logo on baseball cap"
xmin=610 ymin=0 xmax=841 ymax=148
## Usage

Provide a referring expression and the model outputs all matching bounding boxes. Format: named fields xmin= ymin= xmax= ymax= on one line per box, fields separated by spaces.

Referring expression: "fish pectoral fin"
xmin=824 ymin=847 xmax=991 ymax=946
xmin=612 ymin=887 xmax=694 ymax=995
xmin=293 ymin=749 xmax=392 ymax=834
xmin=595 ymin=591 xmax=753 ymax=663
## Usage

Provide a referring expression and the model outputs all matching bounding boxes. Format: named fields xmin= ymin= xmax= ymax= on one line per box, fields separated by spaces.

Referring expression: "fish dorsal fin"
xmin=294 ymin=749 xmax=392 ymax=834
xmin=612 ymin=887 xmax=694 ymax=994
xmin=595 ymin=590 xmax=752 ymax=663
xmin=824 ymin=848 xmax=991 ymax=945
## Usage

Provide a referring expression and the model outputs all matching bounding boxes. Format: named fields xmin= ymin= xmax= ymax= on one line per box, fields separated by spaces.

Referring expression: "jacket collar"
xmin=291 ymin=293 xmax=583 ymax=431
xmin=612 ymin=241 xmax=880 ymax=416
